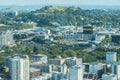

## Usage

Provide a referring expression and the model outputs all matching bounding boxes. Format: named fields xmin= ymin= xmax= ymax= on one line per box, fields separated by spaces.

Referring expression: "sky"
xmin=0 ymin=0 xmax=120 ymax=6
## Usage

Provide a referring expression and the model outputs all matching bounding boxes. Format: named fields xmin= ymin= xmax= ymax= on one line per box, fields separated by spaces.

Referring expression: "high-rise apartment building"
xmin=6 ymin=55 xmax=29 ymax=80
xmin=69 ymin=65 xmax=83 ymax=80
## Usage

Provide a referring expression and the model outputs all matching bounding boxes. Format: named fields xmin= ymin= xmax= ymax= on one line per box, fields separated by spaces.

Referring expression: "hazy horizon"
xmin=0 ymin=5 xmax=120 ymax=10
xmin=0 ymin=0 xmax=120 ymax=6
xmin=0 ymin=0 xmax=120 ymax=10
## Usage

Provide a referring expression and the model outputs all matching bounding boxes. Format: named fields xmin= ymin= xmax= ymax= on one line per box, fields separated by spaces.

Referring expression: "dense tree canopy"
xmin=0 ymin=6 xmax=120 ymax=29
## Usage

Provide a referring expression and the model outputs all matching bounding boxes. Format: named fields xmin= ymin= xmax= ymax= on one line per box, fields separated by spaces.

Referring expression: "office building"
xmin=65 ymin=57 xmax=82 ymax=67
xmin=48 ymin=56 xmax=65 ymax=66
xmin=89 ymin=62 xmax=103 ymax=78
xmin=30 ymin=64 xmax=52 ymax=73
xmin=32 ymin=54 xmax=48 ymax=64
xmin=83 ymin=34 xmax=96 ymax=40
xmin=0 ymin=30 xmax=14 ymax=47
xmin=83 ymin=26 xmax=96 ymax=40
xmin=52 ymin=71 xmax=66 ymax=80
xmin=83 ymin=26 xmax=96 ymax=34
xmin=63 ymin=32 xmax=83 ymax=41
xmin=106 ymin=52 xmax=117 ymax=62
xmin=111 ymin=34 xmax=120 ymax=44
xmin=112 ymin=62 xmax=120 ymax=80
